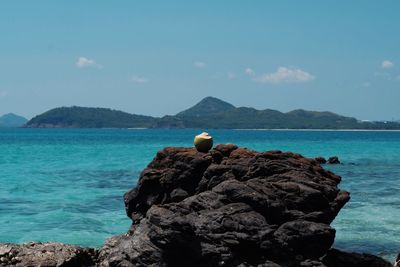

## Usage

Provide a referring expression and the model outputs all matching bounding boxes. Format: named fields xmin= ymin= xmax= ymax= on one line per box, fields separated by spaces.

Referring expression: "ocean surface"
xmin=0 ymin=129 xmax=399 ymax=261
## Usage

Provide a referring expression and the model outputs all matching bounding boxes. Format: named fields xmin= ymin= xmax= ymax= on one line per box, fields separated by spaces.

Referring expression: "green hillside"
xmin=176 ymin=96 xmax=235 ymax=117
xmin=24 ymin=97 xmax=400 ymax=129
xmin=26 ymin=107 xmax=156 ymax=128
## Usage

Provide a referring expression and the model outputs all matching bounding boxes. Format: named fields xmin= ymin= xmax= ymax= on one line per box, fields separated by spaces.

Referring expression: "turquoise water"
xmin=0 ymin=129 xmax=399 ymax=260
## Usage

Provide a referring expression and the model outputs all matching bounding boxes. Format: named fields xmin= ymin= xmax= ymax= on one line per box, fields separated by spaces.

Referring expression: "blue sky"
xmin=0 ymin=1 xmax=399 ymax=120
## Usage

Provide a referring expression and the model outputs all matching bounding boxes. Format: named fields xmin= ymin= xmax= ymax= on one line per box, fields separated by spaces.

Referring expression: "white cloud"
xmin=193 ymin=61 xmax=207 ymax=68
xmin=131 ymin=75 xmax=149 ymax=84
xmin=253 ymin=67 xmax=315 ymax=84
xmin=382 ymin=60 xmax=394 ymax=69
xmin=244 ymin=68 xmax=255 ymax=76
xmin=76 ymin=57 xmax=102 ymax=69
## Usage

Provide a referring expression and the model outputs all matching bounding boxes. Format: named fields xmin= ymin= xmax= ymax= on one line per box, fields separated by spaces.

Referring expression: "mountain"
xmin=0 ymin=113 xmax=28 ymax=128
xmin=24 ymin=97 xmax=400 ymax=129
xmin=26 ymin=106 xmax=156 ymax=128
xmin=176 ymin=96 xmax=235 ymax=117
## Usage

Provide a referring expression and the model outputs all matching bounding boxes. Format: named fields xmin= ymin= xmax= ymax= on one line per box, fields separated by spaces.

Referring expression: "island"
xmin=24 ymin=97 xmax=400 ymax=129
xmin=0 ymin=113 xmax=28 ymax=128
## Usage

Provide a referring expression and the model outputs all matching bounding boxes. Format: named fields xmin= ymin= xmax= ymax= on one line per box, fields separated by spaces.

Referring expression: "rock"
xmin=236 ymin=261 xmax=282 ymax=267
xmin=299 ymin=259 xmax=327 ymax=266
xmin=99 ymin=145 xmax=351 ymax=266
xmin=214 ymin=143 xmax=238 ymax=157
xmin=327 ymin=156 xmax=340 ymax=164
xmin=395 ymin=253 xmax=400 ymax=267
xmin=322 ymin=248 xmax=393 ymax=267
xmin=0 ymin=242 xmax=97 ymax=267
xmin=315 ymin=157 xmax=327 ymax=164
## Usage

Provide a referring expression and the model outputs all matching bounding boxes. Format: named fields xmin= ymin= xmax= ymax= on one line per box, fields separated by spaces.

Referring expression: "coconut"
xmin=194 ymin=132 xmax=213 ymax=152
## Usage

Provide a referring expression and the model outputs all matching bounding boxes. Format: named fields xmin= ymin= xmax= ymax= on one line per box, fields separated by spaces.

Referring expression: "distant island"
xmin=24 ymin=97 xmax=400 ymax=129
xmin=0 ymin=113 xmax=28 ymax=128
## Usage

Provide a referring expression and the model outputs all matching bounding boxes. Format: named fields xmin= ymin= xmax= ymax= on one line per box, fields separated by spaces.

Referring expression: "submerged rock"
xmin=327 ymin=156 xmax=340 ymax=164
xmin=0 ymin=242 xmax=97 ymax=267
xmin=98 ymin=144 xmax=351 ymax=266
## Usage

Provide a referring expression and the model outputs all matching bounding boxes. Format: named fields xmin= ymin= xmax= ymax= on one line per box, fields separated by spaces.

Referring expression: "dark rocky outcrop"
xmin=322 ymin=248 xmax=393 ymax=267
xmin=314 ymin=157 xmax=327 ymax=164
xmin=0 ymin=242 xmax=97 ymax=267
xmin=97 ymin=144 xmax=351 ymax=266
xmin=327 ymin=156 xmax=340 ymax=164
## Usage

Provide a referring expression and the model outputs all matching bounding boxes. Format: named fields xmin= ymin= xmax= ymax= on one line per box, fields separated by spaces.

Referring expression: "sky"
xmin=0 ymin=1 xmax=399 ymax=121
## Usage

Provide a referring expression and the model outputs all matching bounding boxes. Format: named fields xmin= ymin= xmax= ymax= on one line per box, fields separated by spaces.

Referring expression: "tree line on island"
xmin=16 ymin=96 xmax=400 ymax=129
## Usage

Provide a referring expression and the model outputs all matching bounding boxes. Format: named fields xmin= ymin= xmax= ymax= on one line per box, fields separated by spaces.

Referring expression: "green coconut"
xmin=194 ymin=132 xmax=213 ymax=152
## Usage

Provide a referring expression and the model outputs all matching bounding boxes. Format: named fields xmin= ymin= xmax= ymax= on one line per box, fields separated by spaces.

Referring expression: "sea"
xmin=0 ymin=129 xmax=399 ymax=261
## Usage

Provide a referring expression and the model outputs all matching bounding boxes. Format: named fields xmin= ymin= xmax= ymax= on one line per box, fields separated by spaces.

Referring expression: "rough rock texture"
xmin=327 ymin=156 xmax=340 ymax=164
xmin=0 ymin=242 xmax=97 ymax=267
xmin=97 ymin=144 xmax=351 ymax=267
xmin=314 ymin=157 xmax=327 ymax=164
xmin=322 ymin=248 xmax=393 ymax=267
xmin=395 ymin=253 xmax=400 ymax=267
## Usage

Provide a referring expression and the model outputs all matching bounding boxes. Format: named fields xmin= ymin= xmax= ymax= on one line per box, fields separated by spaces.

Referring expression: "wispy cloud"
xmin=193 ymin=61 xmax=207 ymax=68
xmin=374 ymin=71 xmax=392 ymax=80
xmin=227 ymin=72 xmax=236 ymax=80
xmin=253 ymin=67 xmax=315 ymax=84
xmin=76 ymin=57 xmax=103 ymax=69
xmin=131 ymin=75 xmax=149 ymax=84
xmin=382 ymin=60 xmax=394 ymax=69
xmin=374 ymin=71 xmax=390 ymax=77
xmin=244 ymin=68 xmax=255 ymax=76
xmin=0 ymin=91 xmax=8 ymax=98
xmin=362 ymin=82 xmax=371 ymax=87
